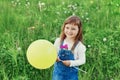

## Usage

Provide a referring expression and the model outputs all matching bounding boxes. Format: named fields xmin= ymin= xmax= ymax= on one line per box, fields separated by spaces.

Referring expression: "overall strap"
xmin=60 ymin=40 xmax=64 ymax=48
xmin=71 ymin=41 xmax=79 ymax=51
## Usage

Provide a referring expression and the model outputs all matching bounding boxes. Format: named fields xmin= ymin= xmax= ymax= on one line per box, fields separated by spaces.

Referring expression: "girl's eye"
xmin=65 ymin=26 xmax=69 ymax=29
xmin=71 ymin=28 xmax=76 ymax=30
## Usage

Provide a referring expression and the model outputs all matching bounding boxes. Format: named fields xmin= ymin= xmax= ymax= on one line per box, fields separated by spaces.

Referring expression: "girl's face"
xmin=64 ymin=24 xmax=79 ymax=40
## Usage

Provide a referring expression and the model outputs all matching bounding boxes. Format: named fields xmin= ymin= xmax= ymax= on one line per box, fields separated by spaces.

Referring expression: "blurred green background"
xmin=0 ymin=0 xmax=120 ymax=80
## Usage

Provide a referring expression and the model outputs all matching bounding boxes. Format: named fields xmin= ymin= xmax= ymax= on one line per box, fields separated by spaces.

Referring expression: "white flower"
xmin=38 ymin=1 xmax=45 ymax=11
xmin=88 ymin=45 xmax=91 ymax=48
xmin=17 ymin=0 xmax=19 ymax=2
xmin=90 ymin=1 xmax=93 ymax=4
xmin=64 ymin=11 xmax=67 ymax=14
xmin=41 ymin=3 xmax=45 ymax=6
xmin=85 ymin=12 xmax=88 ymax=15
xmin=62 ymin=2 xmax=65 ymax=5
xmin=116 ymin=4 xmax=119 ymax=7
xmin=27 ymin=2 xmax=30 ymax=6
xmin=56 ymin=12 xmax=60 ymax=15
xmin=86 ymin=18 xmax=89 ymax=21
xmin=72 ymin=13 xmax=75 ymax=15
xmin=103 ymin=38 xmax=107 ymax=42
xmin=68 ymin=4 xmax=72 ymax=8
xmin=17 ymin=47 xmax=21 ymax=51
xmin=18 ymin=2 xmax=21 ymax=5
xmin=81 ymin=16 xmax=84 ymax=18
xmin=11 ymin=1 xmax=14 ymax=4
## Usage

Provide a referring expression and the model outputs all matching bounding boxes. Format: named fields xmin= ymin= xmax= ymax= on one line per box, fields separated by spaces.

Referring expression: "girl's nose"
xmin=67 ymin=29 xmax=71 ymax=33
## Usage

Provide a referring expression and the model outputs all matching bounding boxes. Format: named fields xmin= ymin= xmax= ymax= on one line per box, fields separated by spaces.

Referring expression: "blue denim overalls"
xmin=52 ymin=41 xmax=78 ymax=80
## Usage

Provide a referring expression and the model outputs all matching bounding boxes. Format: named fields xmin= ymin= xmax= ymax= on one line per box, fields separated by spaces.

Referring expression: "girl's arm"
xmin=54 ymin=38 xmax=61 ymax=62
xmin=69 ymin=44 xmax=86 ymax=67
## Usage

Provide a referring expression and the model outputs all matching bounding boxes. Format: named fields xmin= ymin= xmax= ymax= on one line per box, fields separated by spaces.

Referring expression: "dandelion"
xmin=17 ymin=47 xmax=21 ymax=51
xmin=28 ymin=26 xmax=36 ymax=34
xmin=11 ymin=1 xmax=14 ymax=4
xmin=56 ymin=12 xmax=60 ymax=15
xmin=28 ymin=26 xmax=35 ymax=30
xmin=62 ymin=2 xmax=65 ymax=5
xmin=88 ymin=45 xmax=91 ymax=48
xmin=116 ymin=4 xmax=119 ymax=7
xmin=72 ymin=6 xmax=77 ymax=10
xmin=11 ymin=1 xmax=17 ymax=7
xmin=68 ymin=11 xmax=70 ymax=13
xmin=90 ymin=1 xmax=93 ymax=4
xmin=103 ymin=38 xmax=107 ymax=42
xmin=38 ymin=1 xmax=45 ymax=11
xmin=74 ymin=3 xmax=77 ymax=6
xmin=68 ymin=4 xmax=77 ymax=11
xmin=25 ymin=1 xmax=30 ymax=8
xmin=68 ymin=4 xmax=72 ymax=8
xmin=27 ymin=2 xmax=30 ymax=6
xmin=81 ymin=15 xmax=84 ymax=18
xmin=86 ymin=18 xmax=89 ymax=21
xmin=42 ymin=2 xmax=45 ymax=6
xmin=64 ymin=11 xmax=67 ymax=14
xmin=16 ymin=0 xmax=19 ymax=2
xmin=110 ymin=78 xmax=113 ymax=80
xmin=72 ymin=13 xmax=75 ymax=16
xmin=85 ymin=12 xmax=88 ymax=15
xmin=18 ymin=2 xmax=21 ymax=5
xmin=110 ymin=1 xmax=113 ymax=5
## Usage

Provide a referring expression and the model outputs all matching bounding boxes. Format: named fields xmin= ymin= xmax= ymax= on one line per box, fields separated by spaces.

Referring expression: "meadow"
xmin=0 ymin=0 xmax=120 ymax=80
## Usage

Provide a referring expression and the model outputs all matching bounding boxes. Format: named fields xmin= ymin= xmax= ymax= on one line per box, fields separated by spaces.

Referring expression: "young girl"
xmin=52 ymin=15 xmax=86 ymax=80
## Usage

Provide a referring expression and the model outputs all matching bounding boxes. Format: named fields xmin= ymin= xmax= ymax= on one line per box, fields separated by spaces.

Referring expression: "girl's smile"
xmin=64 ymin=24 xmax=79 ymax=40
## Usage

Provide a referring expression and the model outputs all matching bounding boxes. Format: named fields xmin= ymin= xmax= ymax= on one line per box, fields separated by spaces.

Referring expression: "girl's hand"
xmin=56 ymin=57 xmax=61 ymax=62
xmin=62 ymin=60 xmax=70 ymax=66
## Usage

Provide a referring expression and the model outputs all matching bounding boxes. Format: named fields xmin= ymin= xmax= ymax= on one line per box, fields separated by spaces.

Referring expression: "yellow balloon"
xmin=27 ymin=39 xmax=57 ymax=69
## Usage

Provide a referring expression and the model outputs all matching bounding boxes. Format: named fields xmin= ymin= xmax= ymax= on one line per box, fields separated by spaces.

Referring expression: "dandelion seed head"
xmin=88 ymin=45 xmax=91 ymax=48
xmin=27 ymin=2 xmax=30 ymax=6
xmin=41 ymin=3 xmax=45 ymax=6
xmin=11 ymin=1 xmax=14 ymax=4
xmin=17 ymin=0 xmax=19 ymax=2
xmin=86 ymin=18 xmax=89 ymax=21
xmin=68 ymin=4 xmax=72 ymax=8
xmin=116 ymin=4 xmax=119 ymax=7
xmin=72 ymin=13 xmax=75 ymax=16
xmin=90 ymin=1 xmax=93 ymax=4
xmin=18 ymin=2 xmax=21 ymax=5
xmin=81 ymin=16 xmax=84 ymax=18
xmin=17 ymin=47 xmax=21 ymax=51
xmin=85 ymin=12 xmax=88 ymax=15
xmin=56 ymin=12 xmax=60 ymax=15
xmin=110 ymin=2 xmax=113 ymax=5
xmin=62 ymin=2 xmax=65 ymax=5
xmin=103 ymin=38 xmax=107 ymax=42
xmin=38 ymin=1 xmax=45 ymax=11
xmin=64 ymin=11 xmax=67 ymax=14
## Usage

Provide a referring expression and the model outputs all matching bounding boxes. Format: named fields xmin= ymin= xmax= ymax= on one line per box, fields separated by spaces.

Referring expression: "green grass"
xmin=0 ymin=0 xmax=120 ymax=80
